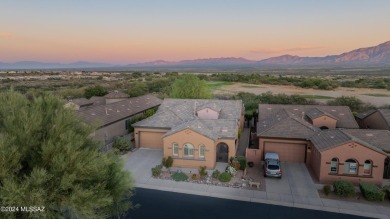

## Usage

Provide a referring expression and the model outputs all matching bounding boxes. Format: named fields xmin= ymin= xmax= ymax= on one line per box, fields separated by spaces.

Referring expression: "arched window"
xmin=184 ymin=143 xmax=194 ymax=157
xmin=364 ymin=160 xmax=372 ymax=175
xmin=173 ymin=143 xmax=179 ymax=156
xmin=330 ymin=158 xmax=338 ymax=173
xmin=344 ymin=159 xmax=358 ymax=174
xmin=199 ymin=144 xmax=205 ymax=159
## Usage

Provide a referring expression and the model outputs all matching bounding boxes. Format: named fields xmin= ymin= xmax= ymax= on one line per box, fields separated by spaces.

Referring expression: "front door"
xmin=216 ymin=143 xmax=229 ymax=162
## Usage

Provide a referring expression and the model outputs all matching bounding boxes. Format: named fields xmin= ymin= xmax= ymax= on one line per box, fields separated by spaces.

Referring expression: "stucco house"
xmin=247 ymin=104 xmax=390 ymax=185
xmin=356 ymin=109 xmax=390 ymax=130
xmin=132 ymin=99 xmax=244 ymax=169
xmin=310 ymin=129 xmax=390 ymax=185
xmin=75 ymin=94 xmax=162 ymax=145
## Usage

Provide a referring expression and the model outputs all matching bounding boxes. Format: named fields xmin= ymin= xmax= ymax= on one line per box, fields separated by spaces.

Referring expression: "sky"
xmin=1 ymin=0 xmax=390 ymax=64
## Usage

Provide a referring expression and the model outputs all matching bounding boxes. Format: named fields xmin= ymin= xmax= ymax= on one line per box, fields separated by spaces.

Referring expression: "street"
xmin=126 ymin=188 xmax=372 ymax=219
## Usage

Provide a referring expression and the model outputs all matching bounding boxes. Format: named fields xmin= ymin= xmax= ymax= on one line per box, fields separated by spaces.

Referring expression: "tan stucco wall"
xmin=361 ymin=112 xmax=390 ymax=130
xmin=310 ymin=143 xmax=322 ymax=180
xmin=134 ymin=127 xmax=168 ymax=148
xmin=163 ymin=129 xmax=236 ymax=169
xmin=312 ymin=116 xmax=337 ymax=129
xmin=246 ymin=148 xmax=262 ymax=164
xmin=258 ymin=137 xmax=310 ymax=163
xmin=197 ymin=108 xmax=219 ymax=119
xmin=95 ymin=119 xmax=129 ymax=144
xmin=317 ymin=141 xmax=386 ymax=186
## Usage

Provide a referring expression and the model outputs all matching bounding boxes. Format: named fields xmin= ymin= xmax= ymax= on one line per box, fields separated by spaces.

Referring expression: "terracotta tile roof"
xmin=162 ymin=119 xmax=237 ymax=140
xmin=257 ymin=109 xmax=320 ymax=139
xmin=104 ymin=90 xmax=129 ymax=99
xmin=76 ymin=94 xmax=162 ymax=127
xmin=355 ymin=109 xmax=376 ymax=119
xmin=133 ymin=99 xmax=243 ymax=140
xmin=378 ymin=109 xmax=390 ymax=127
xmin=305 ymin=108 xmax=338 ymax=120
xmin=310 ymin=129 xmax=390 ymax=154
xmin=258 ymin=104 xmax=359 ymax=129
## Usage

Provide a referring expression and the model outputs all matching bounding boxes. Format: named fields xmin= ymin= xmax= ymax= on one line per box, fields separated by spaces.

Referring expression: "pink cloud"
xmin=0 ymin=32 xmax=14 ymax=39
xmin=250 ymin=46 xmax=327 ymax=54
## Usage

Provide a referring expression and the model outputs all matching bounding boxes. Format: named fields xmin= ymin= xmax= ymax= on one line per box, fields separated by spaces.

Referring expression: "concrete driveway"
xmin=265 ymin=162 xmax=322 ymax=205
xmin=123 ymin=148 xmax=163 ymax=184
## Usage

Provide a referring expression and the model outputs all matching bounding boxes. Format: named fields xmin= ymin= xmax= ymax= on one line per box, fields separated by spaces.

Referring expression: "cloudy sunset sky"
xmin=1 ymin=0 xmax=390 ymax=64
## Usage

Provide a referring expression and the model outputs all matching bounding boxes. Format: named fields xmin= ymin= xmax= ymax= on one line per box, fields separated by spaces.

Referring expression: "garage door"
xmin=139 ymin=132 xmax=164 ymax=148
xmin=264 ymin=142 xmax=306 ymax=162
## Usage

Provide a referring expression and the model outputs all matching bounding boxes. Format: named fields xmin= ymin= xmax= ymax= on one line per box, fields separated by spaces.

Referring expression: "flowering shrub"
xmin=226 ymin=166 xmax=237 ymax=176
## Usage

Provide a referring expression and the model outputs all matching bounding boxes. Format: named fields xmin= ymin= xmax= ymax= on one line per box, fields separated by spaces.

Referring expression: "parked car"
xmin=263 ymin=152 xmax=282 ymax=178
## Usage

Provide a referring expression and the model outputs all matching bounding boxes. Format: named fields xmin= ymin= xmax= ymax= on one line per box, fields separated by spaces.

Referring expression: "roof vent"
xmin=339 ymin=113 xmax=345 ymax=116
xmin=91 ymin=113 xmax=95 ymax=116
xmin=366 ymin=133 xmax=374 ymax=137
xmin=267 ymin=108 xmax=272 ymax=110
xmin=108 ymin=108 xmax=112 ymax=110
xmin=331 ymin=109 xmax=336 ymax=112
xmin=137 ymin=106 xmax=140 ymax=108
xmin=127 ymin=108 xmax=130 ymax=110
xmin=117 ymin=110 xmax=120 ymax=112
xmin=330 ymin=136 xmax=334 ymax=139
xmin=222 ymin=127 xmax=228 ymax=132
xmin=293 ymin=108 xmax=298 ymax=111
xmin=122 ymin=105 xmax=125 ymax=106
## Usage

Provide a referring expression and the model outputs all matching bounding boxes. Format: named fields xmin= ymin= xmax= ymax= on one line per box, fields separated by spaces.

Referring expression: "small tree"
xmin=84 ymin=85 xmax=108 ymax=99
xmin=170 ymin=74 xmax=213 ymax=99
xmin=198 ymin=166 xmax=208 ymax=178
xmin=113 ymin=136 xmax=133 ymax=154
xmin=162 ymin=156 xmax=174 ymax=171
xmin=327 ymin=96 xmax=364 ymax=112
xmin=127 ymin=82 xmax=148 ymax=97
xmin=0 ymin=91 xmax=135 ymax=218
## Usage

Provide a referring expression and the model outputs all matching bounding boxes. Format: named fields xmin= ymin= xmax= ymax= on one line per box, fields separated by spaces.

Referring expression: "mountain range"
xmin=1 ymin=41 xmax=390 ymax=70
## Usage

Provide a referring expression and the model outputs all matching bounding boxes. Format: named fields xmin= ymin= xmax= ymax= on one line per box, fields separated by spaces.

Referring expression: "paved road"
xmin=126 ymin=188 xmax=371 ymax=219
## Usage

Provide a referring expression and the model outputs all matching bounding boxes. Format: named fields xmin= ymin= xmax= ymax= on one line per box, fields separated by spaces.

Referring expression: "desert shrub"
xmin=229 ymin=156 xmax=235 ymax=164
xmin=212 ymin=170 xmax=220 ymax=179
xmin=226 ymin=166 xmax=237 ymax=176
xmin=237 ymin=156 xmax=247 ymax=170
xmin=359 ymin=183 xmax=385 ymax=201
xmin=218 ymin=172 xmax=232 ymax=182
xmin=162 ymin=156 xmax=174 ymax=169
xmin=151 ymin=164 xmax=163 ymax=177
xmin=198 ymin=166 xmax=208 ymax=178
xmin=113 ymin=136 xmax=133 ymax=153
xmin=323 ymin=185 xmax=332 ymax=196
xmin=84 ymin=85 xmax=108 ymax=98
xmin=171 ymin=172 xmax=189 ymax=181
xmin=191 ymin=174 xmax=199 ymax=180
xmin=231 ymin=160 xmax=240 ymax=171
xmin=333 ymin=180 xmax=355 ymax=197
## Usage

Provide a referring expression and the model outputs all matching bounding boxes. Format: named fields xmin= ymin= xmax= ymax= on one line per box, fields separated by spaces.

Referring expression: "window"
xmin=330 ymin=158 xmax=338 ymax=173
xmin=184 ymin=143 xmax=194 ymax=157
xmin=344 ymin=159 xmax=358 ymax=174
xmin=173 ymin=143 xmax=179 ymax=156
xmin=199 ymin=144 xmax=205 ymax=159
xmin=364 ymin=160 xmax=372 ymax=175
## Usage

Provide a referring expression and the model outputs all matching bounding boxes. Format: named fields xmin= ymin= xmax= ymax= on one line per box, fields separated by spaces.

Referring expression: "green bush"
xmin=218 ymin=172 xmax=232 ymax=182
xmin=171 ymin=172 xmax=189 ymax=181
xmin=323 ymin=185 xmax=331 ymax=196
xmin=383 ymin=185 xmax=390 ymax=199
xmin=359 ymin=183 xmax=385 ymax=201
xmin=198 ymin=166 xmax=208 ymax=178
xmin=113 ymin=136 xmax=133 ymax=153
xmin=212 ymin=170 xmax=220 ymax=179
xmin=237 ymin=156 xmax=247 ymax=170
xmin=333 ymin=180 xmax=356 ymax=197
xmin=162 ymin=156 xmax=174 ymax=169
xmin=151 ymin=164 xmax=163 ymax=177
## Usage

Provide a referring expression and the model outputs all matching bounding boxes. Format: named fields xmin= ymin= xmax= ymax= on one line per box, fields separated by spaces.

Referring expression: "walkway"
xmin=124 ymin=149 xmax=390 ymax=219
xmin=236 ymin=128 xmax=250 ymax=157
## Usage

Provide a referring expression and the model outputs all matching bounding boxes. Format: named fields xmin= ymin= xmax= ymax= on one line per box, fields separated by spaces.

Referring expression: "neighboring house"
xmin=310 ymin=129 xmax=390 ymax=185
xmin=132 ymin=99 xmax=245 ymax=169
xmin=356 ymin=109 xmax=390 ymax=130
xmin=247 ymin=104 xmax=390 ymax=185
xmin=75 ymin=94 xmax=162 ymax=145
